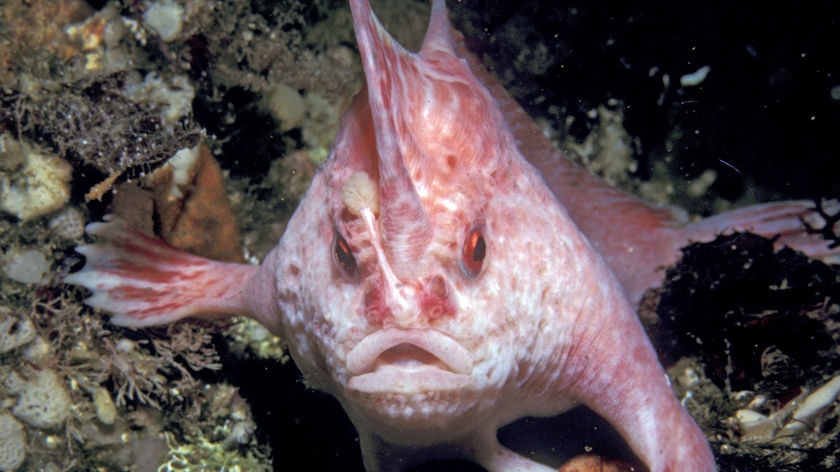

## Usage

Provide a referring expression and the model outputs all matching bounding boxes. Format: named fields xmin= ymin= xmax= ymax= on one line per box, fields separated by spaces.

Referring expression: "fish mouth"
xmin=346 ymin=328 xmax=473 ymax=393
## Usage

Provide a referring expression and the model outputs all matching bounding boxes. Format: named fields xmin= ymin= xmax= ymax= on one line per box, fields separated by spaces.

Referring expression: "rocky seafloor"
xmin=1 ymin=1 xmax=838 ymax=471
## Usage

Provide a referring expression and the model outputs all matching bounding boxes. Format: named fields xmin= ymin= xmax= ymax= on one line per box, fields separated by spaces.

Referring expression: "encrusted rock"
xmin=0 ymin=412 xmax=25 ymax=471
xmin=49 ymin=207 xmax=86 ymax=240
xmin=0 ymin=135 xmax=72 ymax=221
xmin=148 ymin=142 xmax=244 ymax=262
xmin=2 ymin=248 xmax=49 ymax=285
xmin=0 ymin=312 xmax=36 ymax=354
xmin=9 ymin=369 xmax=71 ymax=429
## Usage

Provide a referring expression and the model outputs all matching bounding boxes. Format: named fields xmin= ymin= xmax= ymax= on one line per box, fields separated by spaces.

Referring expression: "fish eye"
xmin=461 ymin=228 xmax=486 ymax=278
xmin=333 ymin=233 xmax=358 ymax=279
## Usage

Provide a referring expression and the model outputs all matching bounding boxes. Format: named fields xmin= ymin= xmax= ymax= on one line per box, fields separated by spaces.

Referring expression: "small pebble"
xmin=92 ymin=386 xmax=118 ymax=425
xmin=49 ymin=207 xmax=86 ymax=239
xmin=2 ymin=248 xmax=48 ymax=284
xmin=0 ymin=413 xmax=25 ymax=471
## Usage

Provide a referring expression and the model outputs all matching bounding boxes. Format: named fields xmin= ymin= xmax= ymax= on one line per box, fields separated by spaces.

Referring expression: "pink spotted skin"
xmin=459 ymin=37 xmax=840 ymax=306
xmin=65 ymin=1 xmax=840 ymax=471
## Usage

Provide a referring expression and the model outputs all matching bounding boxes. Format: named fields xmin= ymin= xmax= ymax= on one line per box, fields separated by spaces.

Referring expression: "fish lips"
xmin=346 ymin=328 xmax=473 ymax=394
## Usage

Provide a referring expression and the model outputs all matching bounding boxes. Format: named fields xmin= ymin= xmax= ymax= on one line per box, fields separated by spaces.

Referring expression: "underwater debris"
xmin=732 ymin=375 xmax=840 ymax=445
xmin=654 ymin=232 xmax=840 ymax=376
xmin=3 ymin=73 xmax=202 ymax=176
xmin=649 ymin=232 xmax=840 ymax=469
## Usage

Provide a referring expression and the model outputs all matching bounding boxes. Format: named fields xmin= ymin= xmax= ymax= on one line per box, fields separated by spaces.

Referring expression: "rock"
xmin=142 ymin=0 xmax=184 ymax=42
xmin=148 ymin=142 xmax=244 ymax=262
xmin=9 ymin=369 xmax=72 ymax=429
xmin=0 ymin=413 xmax=25 ymax=471
xmin=2 ymin=248 xmax=49 ymax=285
xmin=264 ymin=83 xmax=306 ymax=132
xmin=49 ymin=207 xmax=87 ymax=240
xmin=92 ymin=386 xmax=118 ymax=426
xmin=0 ymin=312 xmax=36 ymax=354
xmin=0 ymin=135 xmax=72 ymax=221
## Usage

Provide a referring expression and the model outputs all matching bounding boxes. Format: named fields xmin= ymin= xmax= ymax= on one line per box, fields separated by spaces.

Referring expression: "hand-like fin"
xmin=65 ymin=216 xmax=259 ymax=327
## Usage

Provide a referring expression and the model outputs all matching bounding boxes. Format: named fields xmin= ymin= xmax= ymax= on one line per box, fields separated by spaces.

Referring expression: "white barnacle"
xmin=342 ymin=171 xmax=380 ymax=216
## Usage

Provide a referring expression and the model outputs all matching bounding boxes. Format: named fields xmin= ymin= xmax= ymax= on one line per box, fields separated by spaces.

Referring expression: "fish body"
xmin=66 ymin=1 xmax=840 ymax=470
xmin=460 ymin=37 xmax=839 ymax=304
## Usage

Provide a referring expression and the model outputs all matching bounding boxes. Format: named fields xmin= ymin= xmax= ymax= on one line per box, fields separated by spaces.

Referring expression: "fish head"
xmin=275 ymin=0 xmax=590 ymax=442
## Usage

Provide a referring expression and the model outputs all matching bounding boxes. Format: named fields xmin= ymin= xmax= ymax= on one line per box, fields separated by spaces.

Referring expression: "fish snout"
xmin=363 ymin=274 xmax=456 ymax=326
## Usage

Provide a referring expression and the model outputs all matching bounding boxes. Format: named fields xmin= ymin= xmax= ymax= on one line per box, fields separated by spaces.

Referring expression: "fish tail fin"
xmin=65 ymin=216 xmax=259 ymax=327
xmin=684 ymin=199 xmax=840 ymax=263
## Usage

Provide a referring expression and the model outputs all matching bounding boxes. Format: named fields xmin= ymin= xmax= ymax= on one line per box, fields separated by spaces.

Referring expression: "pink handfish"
xmin=66 ymin=1 xmax=839 ymax=470
xmin=463 ymin=38 xmax=839 ymax=306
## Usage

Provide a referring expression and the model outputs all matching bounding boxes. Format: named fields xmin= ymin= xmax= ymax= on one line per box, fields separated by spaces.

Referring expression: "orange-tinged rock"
xmin=149 ymin=142 xmax=244 ymax=263
xmin=559 ymin=454 xmax=640 ymax=472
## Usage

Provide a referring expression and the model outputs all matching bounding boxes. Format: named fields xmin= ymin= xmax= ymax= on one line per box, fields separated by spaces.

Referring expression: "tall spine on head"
xmin=420 ymin=0 xmax=456 ymax=55
xmin=349 ymin=0 xmax=435 ymax=279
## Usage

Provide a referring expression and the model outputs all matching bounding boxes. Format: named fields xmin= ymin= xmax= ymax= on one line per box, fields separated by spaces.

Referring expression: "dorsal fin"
xmin=420 ymin=0 xmax=456 ymax=56
xmin=349 ymin=0 xmax=433 ymax=279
